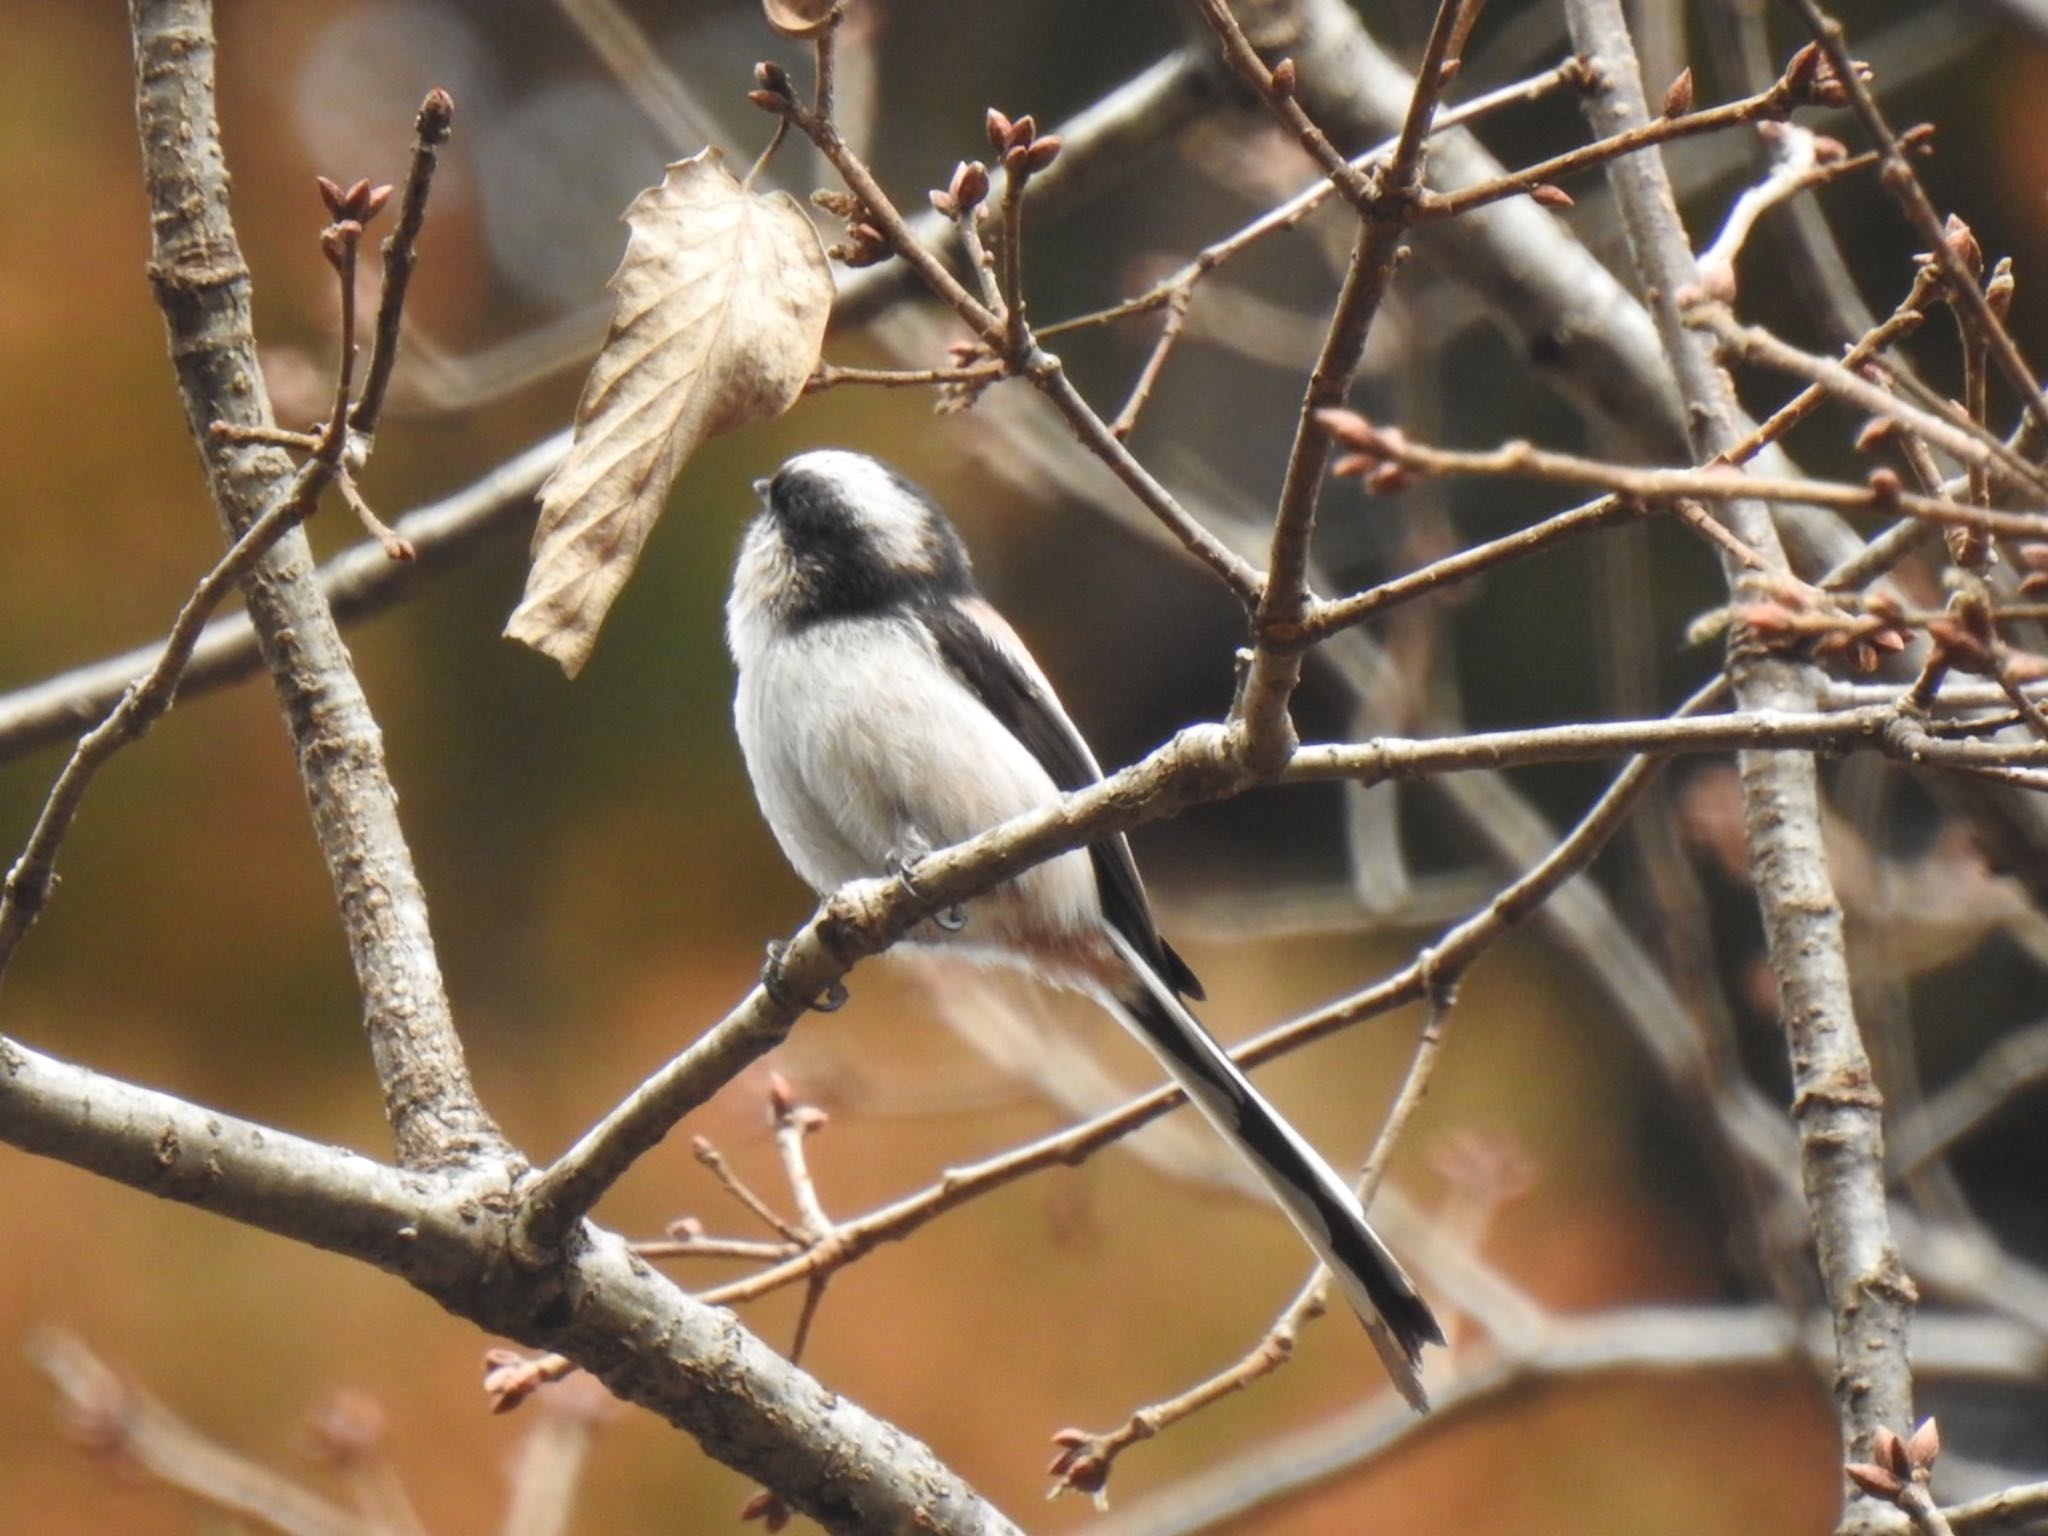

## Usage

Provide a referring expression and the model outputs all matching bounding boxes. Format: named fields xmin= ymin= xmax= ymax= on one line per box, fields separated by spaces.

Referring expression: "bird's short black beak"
xmin=751 ymin=476 xmax=771 ymax=503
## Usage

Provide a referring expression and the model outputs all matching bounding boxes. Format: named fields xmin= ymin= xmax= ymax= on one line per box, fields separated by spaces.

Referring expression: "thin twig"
xmin=1323 ymin=423 xmax=2048 ymax=542
xmin=348 ymin=89 xmax=455 ymax=439
xmin=1203 ymin=0 xmax=1475 ymax=768
xmin=1778 ymin=0 xmax=2048 ymax=442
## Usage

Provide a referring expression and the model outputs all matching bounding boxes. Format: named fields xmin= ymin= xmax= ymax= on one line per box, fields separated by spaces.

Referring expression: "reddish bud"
xmin=1853 ymin=416 xmax=1900 ymax=453
xmin=1314 ymin=405 xmax=1377 ymax=448
xmin=1006 ymin=114 xmax=1037 ymax=150
xmin=1873 ymin=1426 xmax=1911 ymax=1478
xmin=315 ymin=175 xmax=348 ymax=218
xmin=1866 ymin=467 xmax=1903 ymax=503
xmin=1663 ymin=66 xmax=1695 ymax=117
xmin=1846 ymin=1462 xmax=1905 ymax=1500
xmin=1529 ymin=182 xmax=1574 ymax=209
xmin=949 ymin=160 xmax=990 ymax=213
xmin=1782 ymin=43 xmax=1822 ymax=99
xmin=739 ymin=1488 xmax=792 ymax=1531
xmin=985 ymin=108 xmax=1014 ymax=152
xmin=768 ymin=1071 xmax=796 ymax=1116
xmin=1021 ymin=134 xmax=1062 ymax=174
xmin=418 ymin=88 xmax=455 ymax=140
xmin=754 ymin=60 xmax=794 ymax=99
xmin=1271 ymin=57 xmax=1298 ymax=97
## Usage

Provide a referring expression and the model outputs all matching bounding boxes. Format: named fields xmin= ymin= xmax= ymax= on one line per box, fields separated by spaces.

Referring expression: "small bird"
xmin=727 ymin=449 xmax=1442 ymax=1407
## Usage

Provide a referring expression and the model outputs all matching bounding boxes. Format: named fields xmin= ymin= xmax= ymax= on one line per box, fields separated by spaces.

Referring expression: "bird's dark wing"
xmin=924 ymin=596 xmax=1203 ymax=1000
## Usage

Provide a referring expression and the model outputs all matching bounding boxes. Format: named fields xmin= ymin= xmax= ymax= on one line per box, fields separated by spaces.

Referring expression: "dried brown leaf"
xmin=505 ymin=148 xmax=832 ymax=675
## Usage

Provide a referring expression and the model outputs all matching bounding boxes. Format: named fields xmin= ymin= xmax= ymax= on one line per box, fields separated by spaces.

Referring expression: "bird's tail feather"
xmin=1099 ymin=930 xmax=1443 ymax=1412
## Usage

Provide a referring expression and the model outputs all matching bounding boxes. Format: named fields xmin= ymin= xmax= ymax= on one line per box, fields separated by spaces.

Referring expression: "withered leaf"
xmin=505 ymin=148 xmax=832 ymax=675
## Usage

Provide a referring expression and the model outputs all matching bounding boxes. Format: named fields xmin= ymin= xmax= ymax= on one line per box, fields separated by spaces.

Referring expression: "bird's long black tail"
xmin=1099 ymin=930 xmax=1443 ymax=1411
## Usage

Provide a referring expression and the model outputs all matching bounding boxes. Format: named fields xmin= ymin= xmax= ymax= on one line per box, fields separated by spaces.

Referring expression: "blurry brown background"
xmin=5 ymin=1 xmax=2047 ymax=1531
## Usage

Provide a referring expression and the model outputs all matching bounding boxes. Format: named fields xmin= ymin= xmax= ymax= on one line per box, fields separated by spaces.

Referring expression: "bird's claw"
xmin=761 ymin=939 xmax=851 ymax=1014
xmin=888 ymin=851 xmax=967 ymax=933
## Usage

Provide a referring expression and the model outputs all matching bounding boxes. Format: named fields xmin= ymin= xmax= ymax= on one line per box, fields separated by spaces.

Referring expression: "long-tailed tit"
xmin=727 ymin=449 xmax=1442 ymax=1407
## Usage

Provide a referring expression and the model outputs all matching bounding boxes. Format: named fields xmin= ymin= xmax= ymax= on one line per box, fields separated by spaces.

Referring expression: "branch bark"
xmin=1564 ymin=0 xmax=1915 ymax=1503
xmin=131 ymin=0 xmax=504 ymax=1171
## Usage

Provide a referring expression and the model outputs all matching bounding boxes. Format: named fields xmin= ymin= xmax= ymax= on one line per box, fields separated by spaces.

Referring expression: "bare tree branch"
xmin=130 ymin=0 xmax=503 ymax=1169
xmin=1565 ymin=0 xmax=1914 ymax=1497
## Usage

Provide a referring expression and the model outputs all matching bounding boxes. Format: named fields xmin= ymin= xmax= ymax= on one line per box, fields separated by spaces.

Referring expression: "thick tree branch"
xmin=0 ymin=1032 xmax=1024 ymax=1535
xmin=1565 ymin=0 xmax=1914 ymax=1499
xmin=131 ymin=0 xmax=503 ymax=1170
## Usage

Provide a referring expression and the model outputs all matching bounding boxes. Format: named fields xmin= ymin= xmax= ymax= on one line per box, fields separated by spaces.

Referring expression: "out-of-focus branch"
xmin=0 ymin=434 xmax=561 ymax=768
xmin=28 ymin=1330 xmax=377 ymax=1536
xmin=1566 ymin=0 xmax=1914 ymax=1493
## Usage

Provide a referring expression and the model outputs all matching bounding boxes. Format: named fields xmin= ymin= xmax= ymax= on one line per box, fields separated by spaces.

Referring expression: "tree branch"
xmin=1565 ymin=0 xmax=1914 ymax=1498
xmin=130 ymin=0 xmax=504 ymax=1170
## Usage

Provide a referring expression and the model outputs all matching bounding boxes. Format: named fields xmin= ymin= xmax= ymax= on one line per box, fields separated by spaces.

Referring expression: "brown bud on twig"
xmin=1782 ymin=42 xmax=1822 ymax=100
xmin=1853 ymin=416 xmax=1900 ymax=453
xmin=1847 ymin=1461 xmax=1906 ymax=1500
xmin=418 ymin=87 xmax=455 ymax=141
xmin=986 ymin=108 xmax=1014 ymax=152
xmin=1943 ymin=214 xmax=1984 ymax=280
xmin=1048 ymin=1429 xmax=1111 ymax=1500
xmin=829 ymin=221 xmax=892 ymax=268
xmin=1866 ymin=467 xmax=1903 ymax=505
xmin=1906 ymin=1417 xmax=1941 ymax=1471
xmin=1005 ymin=114 xmax=1037 ymax=150
xmin=768 ymin=1070 xmax=797 ymax=1117
xmin=316 ymin=175 xmax=349 ymax=219
xmin=949 ymin=160 xmax=989 ymax=213
xmin=753 ymin=59 xmax=795 ymax=101
xmin=1270 ymin=57 xmax=1298 ymax=97
xmin=1019 ymin=134 xmax=1062 ymax=174
xmin=1529 ymin=182 xmax=1574 ymax=209
xmin=1873 ymin=1425 xmax=1912 ymax=1478
xmin=1662 ymin=66 xmax=1695 ymax=118
xmin=739 ymin=1487 xmax=793 ymax=1531
xmin=666 ymin=1215 xmax=706 ymax=1239
xmin=1988 ymin=257 xmax=2016 ymax=320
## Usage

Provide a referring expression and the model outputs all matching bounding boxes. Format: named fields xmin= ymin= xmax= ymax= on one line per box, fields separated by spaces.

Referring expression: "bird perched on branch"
xmin=726 ymin=448 xmax=1442 ymax=1408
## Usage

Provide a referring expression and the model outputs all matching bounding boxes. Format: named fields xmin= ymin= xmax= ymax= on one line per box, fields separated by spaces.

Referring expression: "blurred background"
xmin=6 ymin=0 xmax=2048 ymax=1530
